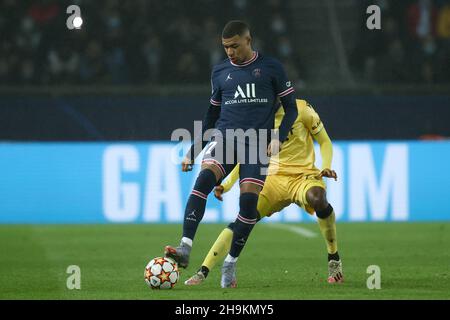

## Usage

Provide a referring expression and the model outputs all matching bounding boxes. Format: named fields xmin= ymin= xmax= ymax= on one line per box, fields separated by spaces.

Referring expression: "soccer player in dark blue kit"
xmin=165 ymin=20 xmax=298 ymax=288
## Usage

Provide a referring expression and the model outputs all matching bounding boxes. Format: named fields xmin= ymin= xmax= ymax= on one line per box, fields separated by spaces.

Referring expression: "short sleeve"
xmin=272 ymin=60 xmax=295 ymax=98
xmin=301 ymin=102 xmax=323 ymax=135
xmin=210 ymin=69 xmax=222 ymax=106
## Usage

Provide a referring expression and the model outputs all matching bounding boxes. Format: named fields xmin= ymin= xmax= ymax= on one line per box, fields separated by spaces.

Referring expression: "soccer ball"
xmin=144 ymin=257 xmax=179 ymax=289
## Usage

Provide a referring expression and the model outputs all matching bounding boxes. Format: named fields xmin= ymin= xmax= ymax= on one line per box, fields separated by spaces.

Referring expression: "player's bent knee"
xmin=200 ymin=163 xmax=223 ymax=182
xmin=306 ymin=187 xmax=328 ymax=211
xmin=240 ymin=183 xmax=262 ymax=195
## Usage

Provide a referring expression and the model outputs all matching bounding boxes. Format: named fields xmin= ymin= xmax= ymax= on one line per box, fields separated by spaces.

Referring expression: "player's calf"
xmin=182 ymin=168 xmax=217 ymax=241
xmin=317 ymin=205 xmax=342 ymax=283
xmin=228 ymin=192 xmax=259 ymax=258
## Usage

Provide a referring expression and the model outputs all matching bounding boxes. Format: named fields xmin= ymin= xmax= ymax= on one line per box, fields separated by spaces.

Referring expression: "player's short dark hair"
xmin=222 ymin=20 xmax=250 ymax=39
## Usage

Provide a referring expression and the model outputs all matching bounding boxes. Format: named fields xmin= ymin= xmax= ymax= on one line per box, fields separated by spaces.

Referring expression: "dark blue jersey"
xmin=209 ymin=52 xmax=295 ymax=135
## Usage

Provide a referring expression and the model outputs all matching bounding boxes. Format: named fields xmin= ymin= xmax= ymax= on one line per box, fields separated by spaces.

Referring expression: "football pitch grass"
xmin=0 ymin=222 xmax=449 ymax=300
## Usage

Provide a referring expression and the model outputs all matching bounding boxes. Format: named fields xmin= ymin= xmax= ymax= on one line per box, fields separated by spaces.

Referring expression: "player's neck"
xmin=242 ymin=50 xmax=255 ymax=62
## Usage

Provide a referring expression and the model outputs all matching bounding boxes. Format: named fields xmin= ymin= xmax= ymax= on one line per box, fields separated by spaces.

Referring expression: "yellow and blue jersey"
xmin=268 ymin=99 xmax=324 ymax=176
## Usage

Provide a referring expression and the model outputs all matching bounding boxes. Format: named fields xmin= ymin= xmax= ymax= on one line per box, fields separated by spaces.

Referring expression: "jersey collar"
xmin=229 ymin=51 xmax=258 ymax=67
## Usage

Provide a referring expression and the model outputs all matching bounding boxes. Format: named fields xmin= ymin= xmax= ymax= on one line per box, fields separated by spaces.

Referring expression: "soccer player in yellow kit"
xmin=185 ymin=99 xmax=343 ymax=286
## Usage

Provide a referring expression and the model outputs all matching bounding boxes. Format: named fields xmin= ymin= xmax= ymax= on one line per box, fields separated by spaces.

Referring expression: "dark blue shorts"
xmin=201 ymin=133 xmax=268 ymax=188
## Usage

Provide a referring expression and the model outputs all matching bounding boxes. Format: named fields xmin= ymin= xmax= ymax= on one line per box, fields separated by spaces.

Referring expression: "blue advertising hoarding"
xmin=0 ymin=141 xmax=449 ymax=223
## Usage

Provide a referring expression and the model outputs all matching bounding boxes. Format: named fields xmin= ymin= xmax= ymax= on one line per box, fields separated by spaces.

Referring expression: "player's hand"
xmin=320 ymin=169 xmax=338 ymax=181
xmin=267 ymin=139 xmax=282 ymax=157
xmin=181 ymin=157 xmax=193 ymax=172
xmin=214 ymin=185 xmax=225 ymax=201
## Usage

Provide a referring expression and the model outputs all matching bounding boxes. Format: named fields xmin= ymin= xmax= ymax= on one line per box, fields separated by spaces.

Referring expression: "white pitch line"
xmin=266 ymin=223 xmax=318 ymax=238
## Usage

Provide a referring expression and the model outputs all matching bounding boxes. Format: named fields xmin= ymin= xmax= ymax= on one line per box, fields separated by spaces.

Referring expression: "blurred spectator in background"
xmin=438 ymin=1 xmax=450 ymax=37
xmin=378 ymin=37 xmax=409 ymax=83
xmin=407 ymin=0 xmax=438 ymax=40
xmin=351 ymin=0 xmax=450 ymax=85
xmin=352 ymin=0 xmax=397 ymax=83
xmin=47 ymin=44 xmax=80 ymax=84
xmin=101 ymin=0 xmax=128 ymax=84
xmin=142 ymin=33 xmax=162 ymax=84
xmin=0 ymin=0 xmax=448 ymax=86
xmin=201 ymin=17 xmax=223 ymax=68
xmin=407 ymin=0 xmax=439 ymax=83
xmin=27 ymin=0 xmax=60 ymax=27
xmin=436 ymin=1 xmax=450 ymax=82
xmin=79 ymin=39 xmax=107 ymax=84
xmin=176 ymin=52 xmax=201 ymax=82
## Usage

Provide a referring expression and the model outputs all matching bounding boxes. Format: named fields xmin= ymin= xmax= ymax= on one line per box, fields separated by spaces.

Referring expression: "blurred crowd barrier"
xmin=0 ymin=92 xmax=448 ymax=140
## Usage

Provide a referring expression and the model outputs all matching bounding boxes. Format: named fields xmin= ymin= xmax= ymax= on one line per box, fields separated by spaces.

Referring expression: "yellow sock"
xmin=202 ymin=227 xmax=233 ymax=271
xmin=317 ymin=210 xmax=338 ymax=254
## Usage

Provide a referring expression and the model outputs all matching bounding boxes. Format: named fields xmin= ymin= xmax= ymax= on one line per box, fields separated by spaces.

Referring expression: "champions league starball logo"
xmin=252 ymin=68 xmax=261 ymax=78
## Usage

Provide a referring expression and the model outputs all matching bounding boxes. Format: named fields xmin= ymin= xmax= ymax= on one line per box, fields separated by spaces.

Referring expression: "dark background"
xmin=0 ymin=94 xmax=449 ymax=140
xmin=0 ymin=0 xmax=449 ymax=141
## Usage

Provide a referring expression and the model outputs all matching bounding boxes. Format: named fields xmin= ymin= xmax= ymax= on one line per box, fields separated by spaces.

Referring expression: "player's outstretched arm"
xmin=270 ymin=60 xmax=298 ymax=155
xmin=276 ymin=95 xmax=298 ymax=148
xmin=184 ymin=104 xmax=221 ymax=171
xmin=214 ymin=165 xmax=240 ymax=201
xmin=269 ymin=97 xmax=297 ymax=157
xmin=313 ymin=128 xmax=337 ymax=181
